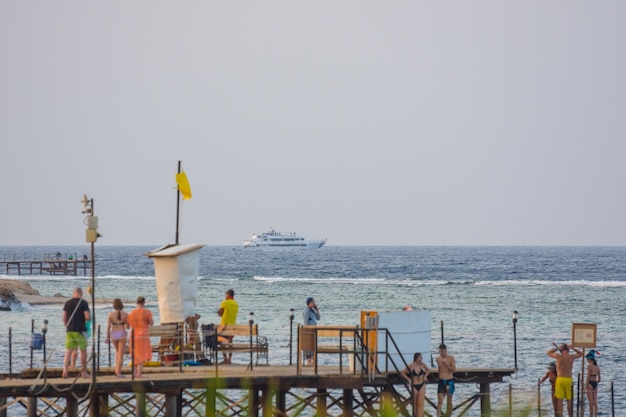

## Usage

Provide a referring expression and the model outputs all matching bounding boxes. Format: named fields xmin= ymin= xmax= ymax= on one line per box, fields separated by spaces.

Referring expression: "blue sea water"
xmin=1 ymin=245 xmax=625 ymax=415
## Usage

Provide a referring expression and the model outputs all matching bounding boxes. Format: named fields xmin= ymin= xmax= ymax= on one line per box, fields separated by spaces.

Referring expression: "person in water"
xmin=401 ymin=352 xmax=430 ymax=417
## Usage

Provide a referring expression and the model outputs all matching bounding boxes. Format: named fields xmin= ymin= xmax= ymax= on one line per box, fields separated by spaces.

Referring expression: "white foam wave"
xmin=252 ymin=276 xmax=626 ymax=288
xmin=253 ymin=276 xmax=385 ymax=284
xmin=0 ymin=274 xmax=156 ymax=281
xmin=474 ymin=279 xmax=626 ymax=287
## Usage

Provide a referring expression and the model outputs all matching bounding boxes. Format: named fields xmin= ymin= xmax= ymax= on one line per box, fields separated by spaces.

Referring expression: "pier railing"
xmin=0 ymin=320 xmax=618 ymax=417
xmin=1 ymin=253 xmax=91 ymax=276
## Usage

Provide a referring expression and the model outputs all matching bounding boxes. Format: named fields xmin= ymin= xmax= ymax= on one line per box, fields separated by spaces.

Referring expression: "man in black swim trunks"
xmin=436 ymin=343 xmax=456 ymax=417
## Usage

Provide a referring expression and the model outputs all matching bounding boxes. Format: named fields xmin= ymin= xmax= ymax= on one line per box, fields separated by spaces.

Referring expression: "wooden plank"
xmin=218 ymin=324 xmax=258 ymax=337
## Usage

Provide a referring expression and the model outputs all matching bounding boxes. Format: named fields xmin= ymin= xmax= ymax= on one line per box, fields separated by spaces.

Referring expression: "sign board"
xmin=375 ymin=310 xmax=431 ymax=367
xmin=571 ymin=323 xmax=597 ymax=348
xmin=146 ymin=243 xmax=205 ymax=323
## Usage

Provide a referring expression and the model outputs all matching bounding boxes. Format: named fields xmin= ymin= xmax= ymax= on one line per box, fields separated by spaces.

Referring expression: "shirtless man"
xmin=547 ymin=343 xmax=583 ymax=417
xmin=436 ymin=344 xmax=456 ymax=417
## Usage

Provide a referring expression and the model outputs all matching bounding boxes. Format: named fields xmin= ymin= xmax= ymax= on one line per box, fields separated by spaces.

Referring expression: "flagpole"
xmin=175 ymin=160 xmax=181 ymax=245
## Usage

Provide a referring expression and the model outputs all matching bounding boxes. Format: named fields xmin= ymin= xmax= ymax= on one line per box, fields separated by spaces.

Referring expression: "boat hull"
xmin=242 ymin=228 xmax=326 ymax=250
xmin=243 ymin=240 xmax=325 ymax=250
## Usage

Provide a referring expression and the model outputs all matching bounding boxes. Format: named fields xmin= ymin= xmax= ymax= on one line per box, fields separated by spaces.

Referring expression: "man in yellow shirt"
xmin=217 ymin=289 xmax=239 ymax=364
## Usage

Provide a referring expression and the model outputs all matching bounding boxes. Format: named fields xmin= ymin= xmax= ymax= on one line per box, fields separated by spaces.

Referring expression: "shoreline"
xmin=0 ymin=278 xmax=124 ymax=307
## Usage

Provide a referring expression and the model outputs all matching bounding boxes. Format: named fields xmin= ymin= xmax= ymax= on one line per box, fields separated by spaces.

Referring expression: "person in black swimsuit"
xmin=401 ymin=352 xmax=430 ymax=417
xmin=585 ymin=350 xmax=601 ymax=417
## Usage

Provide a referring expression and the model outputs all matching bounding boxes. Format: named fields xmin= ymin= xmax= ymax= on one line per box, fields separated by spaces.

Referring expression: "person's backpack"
xmin=202 ymin=324 xmax=218 ymax=351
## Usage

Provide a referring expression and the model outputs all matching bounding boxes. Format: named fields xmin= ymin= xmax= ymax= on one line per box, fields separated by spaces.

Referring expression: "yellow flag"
xmin=176 ymin=171 xmax=192 ymax=200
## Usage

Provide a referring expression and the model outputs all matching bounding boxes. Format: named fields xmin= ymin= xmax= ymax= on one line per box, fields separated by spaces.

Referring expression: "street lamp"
xmin=512 ymin=310 xmax=518 ymax=370
xmin=289 ymin=308 xmax=295 ymax=365
xmin=248 ymin=312 xmax=254 ymax=371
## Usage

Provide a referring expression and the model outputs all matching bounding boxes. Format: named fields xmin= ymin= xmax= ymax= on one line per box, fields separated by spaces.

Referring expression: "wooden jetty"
xmin=0 ymin=253 xmax=91 ymax=276
xmin=0 ymin=364 xmax=515 ymax=417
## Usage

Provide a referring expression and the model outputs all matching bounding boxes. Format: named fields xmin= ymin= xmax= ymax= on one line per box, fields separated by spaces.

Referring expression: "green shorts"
xmin=66 ymin=331 xmax=87 ymax=350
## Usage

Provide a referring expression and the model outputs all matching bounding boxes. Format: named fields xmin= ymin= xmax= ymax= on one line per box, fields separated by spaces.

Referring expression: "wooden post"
xmin=26 ymin=397 xmax=37 ymax=417
xmin=136 ymin=392 xmax=146 ymax=417
xmin=89 ymin=393 xmax=108 ymax=417
xmin=480 ymin=382 xmax=491 ymax=417
xmin=276 ymin=390 xmax=286 ymax=417
xmin=317 ymin=388 xmax=327 ymax=417
xmin=343 ymin=389 xmax=354 ymax=417
xmin=66 ymin=397 xmax=78 ymax=417
xmin=164 ymin=393 xmax=178 ymax=417
xmin=261 ymin=388 xmax=273 ymax=417
xmin=205 ymin=380 xmax=216 ymax=417
xmin=249 ymin=388 xmax=259 ymax=417
xmin=537 ymin=378 xmax=542 ymax=417
xmin=580 ymin=348 xmax=586 ymax=417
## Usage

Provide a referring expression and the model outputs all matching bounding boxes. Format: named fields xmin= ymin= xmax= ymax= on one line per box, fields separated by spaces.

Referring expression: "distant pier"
xmin=0 ymin=252 xmax=91 ymax=276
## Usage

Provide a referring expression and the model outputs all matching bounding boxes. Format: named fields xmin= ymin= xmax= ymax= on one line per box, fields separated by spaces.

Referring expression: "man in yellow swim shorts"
xmin=547 ymin=343 xmax=583 ymax=417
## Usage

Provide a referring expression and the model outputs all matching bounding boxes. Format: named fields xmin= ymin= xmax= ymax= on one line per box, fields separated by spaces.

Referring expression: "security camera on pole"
xmin=81 ymin=194 xmax=100 ymax=385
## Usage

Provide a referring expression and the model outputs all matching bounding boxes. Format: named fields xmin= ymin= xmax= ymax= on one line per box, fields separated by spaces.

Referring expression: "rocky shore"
xmin=0 ymin=278 xmax=119 ymax=309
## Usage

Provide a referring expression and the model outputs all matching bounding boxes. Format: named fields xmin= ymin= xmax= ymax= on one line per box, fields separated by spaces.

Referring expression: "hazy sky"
xmin=1 ymin=2 xmax=625 ymax=246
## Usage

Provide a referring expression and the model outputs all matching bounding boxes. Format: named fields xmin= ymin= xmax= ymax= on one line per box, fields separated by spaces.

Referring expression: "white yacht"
xmin=243 ymin=228 xmax=326 ymax=249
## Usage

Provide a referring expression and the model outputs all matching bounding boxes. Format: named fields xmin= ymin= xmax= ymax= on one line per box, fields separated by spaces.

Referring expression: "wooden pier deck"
xmin=0 ymin=257 xmax=91 ymax=276
xmin=0 ymin=364 xmax=515 ymax=417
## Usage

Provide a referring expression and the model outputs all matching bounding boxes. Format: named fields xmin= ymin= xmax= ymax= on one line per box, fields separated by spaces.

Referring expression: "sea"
xmin=1 ymin=245 xmax=624 ymax=415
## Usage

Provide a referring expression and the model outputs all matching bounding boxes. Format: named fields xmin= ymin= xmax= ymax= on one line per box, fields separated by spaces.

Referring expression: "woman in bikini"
xmin=401 ymin=352 xmax=430 ymax=417
xmin=127 ymin=296 xmax=154 ymax=378
xmin=540 ymin=362 xmax=558 ymax=416
xmin=105 ymin=298 xmax=129 ymax=377
xmin=586 ymin=353 xmax=601 ymax=417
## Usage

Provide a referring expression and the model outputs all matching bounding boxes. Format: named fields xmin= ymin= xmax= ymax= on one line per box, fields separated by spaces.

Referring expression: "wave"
xmin=474 ymin=279 xmax=626 ymax=288
xmin=252 ymin=276 xmax=626 ymax=288
xmin=253 ymin=276 xmax=385 ymax=284
xmin=0 ymin=274 xmax=156 ymax=281
xmin=5 ymin=273 xmax=624 ymax=288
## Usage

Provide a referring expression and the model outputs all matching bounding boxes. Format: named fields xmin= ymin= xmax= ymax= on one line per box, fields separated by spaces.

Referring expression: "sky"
xmin=1 ymin=2 xmax=625 ymax=247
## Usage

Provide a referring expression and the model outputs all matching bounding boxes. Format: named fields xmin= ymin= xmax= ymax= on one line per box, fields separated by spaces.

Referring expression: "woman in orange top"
xmin=127 ymin=296 xmax=154 ymax=378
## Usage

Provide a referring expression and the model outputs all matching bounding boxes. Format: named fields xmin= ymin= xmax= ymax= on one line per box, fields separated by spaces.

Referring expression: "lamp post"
xmin=289 ymin=308 xmax=295 ymax=365
xmin=81 ymin=195 xmax=100 ymax=385
xmin=248 ymin=312 xmax=254 ymax=371
xmin=512 ymin=310 xmax=518 ymax=370
xmin=42 ymin=319 xmax=48 ymax=379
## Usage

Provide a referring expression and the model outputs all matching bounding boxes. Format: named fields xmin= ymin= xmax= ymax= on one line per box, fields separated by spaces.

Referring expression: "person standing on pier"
xmin=401 ymin=352 xmax=430 ymax=417
xmin=128 ymin=296 xmax=154 ymax=378
xmin=540 ymin=362 xmax=558 ymax=416
xmin=302 ymin=297 xmax=320 ymax=366
xmin=105 ymin=299 xmax=129 ymax=377
xmin=217 ymin=289 xmax=238 ymax=364
xmin=547 ymin=343 xmax=583 ymax=417
xmin=585 ymin=350 xmax=601 ymax=417
xmin=62 ymin=287 xmax=90 ymax=378
xmin=436 ymin=343 xmax=456 ymax=417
